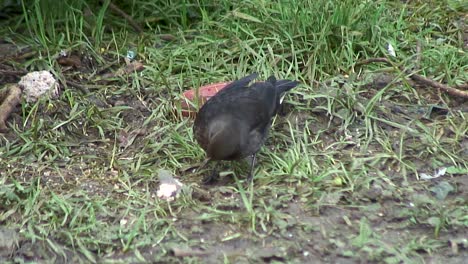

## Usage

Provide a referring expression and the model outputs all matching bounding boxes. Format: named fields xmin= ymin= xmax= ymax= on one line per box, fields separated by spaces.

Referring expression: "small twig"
xmin=356 ymin=57 xmax=468 ymax=98
xmin=415 ymin=40 xmax=422 ymax=70
xmin=355 ymin=58 xmax=393 ymax=66
xmin=102 ymin=0 xmax=143 ymax=33
xmin=65 ymin=80 xmax=90 ymax=94
xmin=170 ymin=246 xmax=209 ymax=257
xmin=0 ymin=70 xmax=27 ymax=77
xmin=0 ymin=49 xmax=36 ymax=64
xmin=100 ymin=60 xmax=144 ymax=80
xmin=409 ymin=73 xmax=468 ymax=98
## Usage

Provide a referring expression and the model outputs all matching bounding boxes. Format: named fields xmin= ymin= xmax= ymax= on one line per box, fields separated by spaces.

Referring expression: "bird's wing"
xmin=215 ymin=73 xmax=258 ymax=96
xmin=249 ymin=81 xmax=279 ymax=117
xmin=229 ymin=92 xmax=273 ymax=129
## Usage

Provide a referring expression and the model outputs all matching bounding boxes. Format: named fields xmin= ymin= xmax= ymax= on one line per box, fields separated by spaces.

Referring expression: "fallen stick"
xmin=0 ymin=84 xmax=22 ymax=132
xmin=355 ymin=57 xmax=468 ymax=98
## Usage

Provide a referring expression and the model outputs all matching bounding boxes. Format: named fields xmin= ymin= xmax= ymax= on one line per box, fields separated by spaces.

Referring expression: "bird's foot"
xmin=246 ymin=171 xmax=254 ymax=183
xmin=202 ymin=170 xmax=219 ymax=185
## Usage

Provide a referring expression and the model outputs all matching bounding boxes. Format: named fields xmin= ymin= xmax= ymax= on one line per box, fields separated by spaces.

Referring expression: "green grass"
xmin=0 ymin=0 xmax=467 ymax=263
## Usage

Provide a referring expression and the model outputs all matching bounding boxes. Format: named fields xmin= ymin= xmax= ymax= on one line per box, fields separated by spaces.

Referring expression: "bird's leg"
xmin=198 ymin=158 xmax=211 ymax=171
xmin=247 ymin=153 xmax=257 ymax=182
xmin=202 ymin=161 xmax=219 ymax=184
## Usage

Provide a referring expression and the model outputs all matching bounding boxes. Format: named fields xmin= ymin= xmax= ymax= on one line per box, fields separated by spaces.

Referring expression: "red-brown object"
xmin=180 ymin=82 xmax=230 ymax=118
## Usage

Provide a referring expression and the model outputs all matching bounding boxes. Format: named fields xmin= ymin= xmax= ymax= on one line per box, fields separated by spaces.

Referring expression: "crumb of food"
xmin=156 ymin=169 xmax=183 ymax=201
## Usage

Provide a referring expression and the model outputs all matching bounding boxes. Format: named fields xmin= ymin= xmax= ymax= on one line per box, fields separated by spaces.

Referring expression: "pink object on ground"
xmin=180 ymin=82 xmax=230 ymax=118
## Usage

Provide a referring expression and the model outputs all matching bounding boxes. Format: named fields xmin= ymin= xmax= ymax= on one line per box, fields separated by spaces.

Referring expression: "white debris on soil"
xmin=18 ymin=71 xmax=59 ymax=102
xmin=387 ymin=42 xmax=396 ymax=57
xmin=156 ymin=169 xmax=183 ymax=201
xmin=420 ymin=167 xmax=447 ymax=180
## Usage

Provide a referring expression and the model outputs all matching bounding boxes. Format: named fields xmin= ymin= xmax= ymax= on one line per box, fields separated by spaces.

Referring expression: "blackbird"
xmin=193 ymin=73 xmax=299 ymax=183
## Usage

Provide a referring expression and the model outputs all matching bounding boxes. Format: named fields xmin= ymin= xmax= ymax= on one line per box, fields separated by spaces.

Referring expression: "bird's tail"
xmin=267 ymin=76 xmax=299 ymax=94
